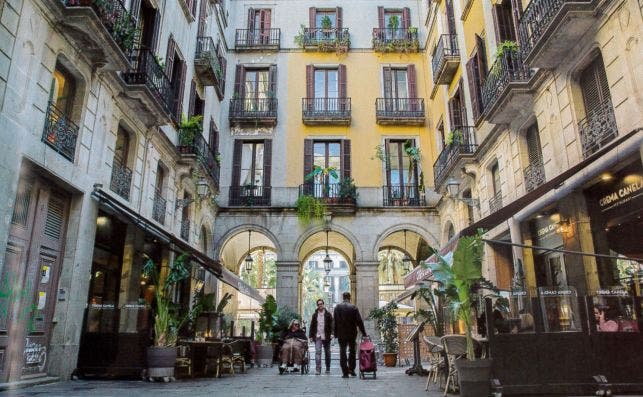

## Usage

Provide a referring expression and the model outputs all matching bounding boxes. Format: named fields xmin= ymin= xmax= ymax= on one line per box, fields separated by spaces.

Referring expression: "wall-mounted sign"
xmin=531 ymin=214 xmax=563 ymax=249
xmin=597 ymin=174 xmax=642 ymax=213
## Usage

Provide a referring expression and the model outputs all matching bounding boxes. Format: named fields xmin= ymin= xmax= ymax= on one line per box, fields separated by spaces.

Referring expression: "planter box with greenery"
xmin=368 ymin=301 xmax=399 ymax=367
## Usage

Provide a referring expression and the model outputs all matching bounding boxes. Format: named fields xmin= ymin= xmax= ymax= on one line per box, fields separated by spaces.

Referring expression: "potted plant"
xmin=338 ymin=177 xmax=358 ymax=204
xmin=320 ymin=15 xmax=333 ymax=32
xmin=368 ymin=301 xmax=399 ymax=367
xmin=193 ymin=292 xmax=233 ymax=338
xmin=255 ymin=295 xmax=278 ymax=366
xmin=427 ymin=231 xmax=495 ymax=397
xmin=178 ymin=114 xmax=203 ymax=147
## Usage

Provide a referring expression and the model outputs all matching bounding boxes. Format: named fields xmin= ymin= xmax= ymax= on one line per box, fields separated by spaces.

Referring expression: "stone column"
xmin=508 ymin=216 xmax=525 ymax=289
xmin=354 ymin=261 xmax=379 ymax=337
xmin=276 ymin=261 xmax=300 ymax=312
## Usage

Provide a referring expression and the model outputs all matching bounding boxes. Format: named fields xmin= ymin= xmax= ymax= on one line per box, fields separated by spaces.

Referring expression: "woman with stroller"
xmin=279 ymin=319 xmax=307 ymax=371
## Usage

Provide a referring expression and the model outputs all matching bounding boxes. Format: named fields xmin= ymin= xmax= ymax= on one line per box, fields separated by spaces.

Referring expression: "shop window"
xmin=538 ymin=286 xmax=582 ymax=332
xmin=592 ymin=290 xmax=639 ymax=333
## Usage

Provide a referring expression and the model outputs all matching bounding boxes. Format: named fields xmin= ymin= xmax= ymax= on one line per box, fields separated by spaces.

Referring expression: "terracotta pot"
xmin=455 ymin=358 xmax=493 ymax=397
xmin=146 ymin=346 xmax=177 ymax=379
xmin=383 ymin=352 xmax=397 ymax=367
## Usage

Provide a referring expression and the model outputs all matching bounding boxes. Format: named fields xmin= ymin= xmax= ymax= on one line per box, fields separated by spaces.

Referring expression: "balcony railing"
xmin=372 ymin=28 xmax=419 ymax=52
xmin=152 ymin=190 xmax=166 ymax=224
xmin=375 ymin=98 xmax=425 ymax=125
xmin=229 ymin=186 xmax=271 ymax=207
xmin=62 ymin=0 xmax=138 ymax=58
xmin=481 ymin=49 xmax=533 ymax=114
xmin=195 ymin=36 xmax=224 ymax=89
xmin=121 ymin=48 xmax=175 ymax=116
xmin=524 ymin=162 xmax=545 ymax=193
xmin=578 ymin=100 xmax=618 ymax=159
xmin=110 ymin=159 xmax=132 ymax=200
xmin=177 ymin=129 xmax=220 ymax=188
xmin=382 ymin=185 xmax=425 ymax=207
xmin=42 ymin=101 xmax=79 ymax=162
xmin=432 ymin=34 xmax=460 ymax=84
xmin=235 ymin=28 xmax=280 ymax=50
xmin=229 ymin=98 xmax=277 ymax=125
xmin=180 ymin=219 xmax=190 ymax=241
xmin=518 ymin=0 xmax=596 ymax=67
xmin=301 ymin=98 xmax=351 ymax=125
xmin=299 ymin=183 xmax=356 ymax=205
xmin=489 ymin=191 xmax=503 ymax=214
xmin=301 ymin=28 xmax=350 ymax=52
xmin=433 ymin=126 xmax=478 ymax=187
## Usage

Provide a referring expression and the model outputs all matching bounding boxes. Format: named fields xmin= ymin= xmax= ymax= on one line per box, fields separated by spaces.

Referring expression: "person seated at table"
xmin=279 ymin=319 xmax=307 ymax=370
xmin=594 ymin=305 xmax=618 ymax=332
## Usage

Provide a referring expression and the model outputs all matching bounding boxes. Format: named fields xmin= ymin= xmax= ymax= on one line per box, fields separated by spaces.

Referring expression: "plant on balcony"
xmin=445 ymin=129 xmax=463 ymax=146
xmin=494 ymin=40 xmax=518 ymax=59
xmin=403 ymin=140 xmax=421 ymax=163
xmin=372 ymin=144 xmax=389 ymax=166
xmin=112 ymin=12 xmax=138 ymax=52
xmin=320 ymin=15 xmax=333 ymax=30
xmin=178 ymin=114 xmax=203 ymax=146
xmin=296 ymin=195 xmax=325 ymax=223
xmin=338 ymin=177 xmax=358 ymax=202
xmin=387 ymin=15 xmax=400 ymax=30
xmin=294 ymin=23 xmax=349 ymax=55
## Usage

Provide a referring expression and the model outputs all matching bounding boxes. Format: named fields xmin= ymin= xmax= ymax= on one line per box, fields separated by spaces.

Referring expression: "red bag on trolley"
xmin=359 ymin=336 xmax=376 ymax=373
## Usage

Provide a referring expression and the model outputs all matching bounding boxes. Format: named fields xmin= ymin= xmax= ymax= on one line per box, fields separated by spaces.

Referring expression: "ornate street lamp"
xmin=323 ymin=230 xmax=333 ymax=274
xmin=402 ymin=229 xmax=412 ymax=266
xmin=244 ymin=230 xmax=253 ymax=272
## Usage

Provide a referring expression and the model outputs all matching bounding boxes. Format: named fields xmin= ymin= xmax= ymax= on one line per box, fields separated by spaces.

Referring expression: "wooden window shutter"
xmin=580 ymin=55 xmax=611 ymax=118
xmin=220 ymin=55 xmax=227 ymax=96
xmin=234 ymin=65 xmax=245 ymax=98
xmin=209 ymin=119 xmax=219 ymax=154
xmin=261 ymin=9 xmax=271 ymax=30
xmin=475 ymin=34 xmax=487 ymax=79
xmin=198 ymin=0 xmax=207 ymax=36
xmin=410 ymin=139 xmax=419 ymax=186
xmin=383 ymin=67 xmax=392 ymax=98
xmin=303 ymin=139 xmax=313 ymax=182
xmin=446 ymin=0 xmax=456 ymax=36
xmin=493 ymin=3 xmax=516 ymax=42
xmin=231 ymin=140 xmax=243 ymax=187
xmin=466 ymin=56 xmax=482 ymax=121
xmin=165 ymin=37 xmax=176 ymax=79
xmin=526 ymin=124 xmax=543 ymax=166
xmin=402 ymin=7 xmax=411 ymax=29
xmin=336 ymin=7 xmax=343 ymax=29
xmin=338 ymin=64 xmax=347 ymax=98
xmin=175 ymin=62 xmax=187 ymax=121
xmin=150 ymin=11 xmax=160 ymax=52
xmin=188 ymin=80 xmax=196 ymax=117
xmin=378 ymin=7 xmax=385 ymax=29
xmin=384 ymin=139 xmax=392 ymax=186
xmin=268 ymin=65 xmax=277 ymax=99
xmin=342 ymin=140 xmax=351 ymax=179
xmin=263 ymin=139 xmax=272 ymax=190
xmin=309 ymin=7 xmax=316 ymax=28
xmin=247 ymin=8 xmax=255 ymax=30
xmin=306 ymin=65 xmax=314 ymax=98
xmin=457 ymin=82 xmax=468 ymax=126
xmin=448 ymin=96 xmax=456 ymax=129
xmin=407 ymin=64 xmax=417 ymax=98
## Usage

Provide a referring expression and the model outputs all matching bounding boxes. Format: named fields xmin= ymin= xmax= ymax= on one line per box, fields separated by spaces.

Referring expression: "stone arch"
xmin=372 ymin=223 xmax=439 ymax=262
xmin=442 ymin=220 xmax=456 ymax=245
xmin=215 ymin=224 xmax=282 ymax=263
xmin=295 ymin=224 xmax=363 ymax=263
xmin=196 ymin=214 xmax=215 ymax=256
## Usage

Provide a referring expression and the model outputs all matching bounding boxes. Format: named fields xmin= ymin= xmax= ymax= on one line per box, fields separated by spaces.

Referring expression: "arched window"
xmin=110 ymin=127 xmax=133 ymax=200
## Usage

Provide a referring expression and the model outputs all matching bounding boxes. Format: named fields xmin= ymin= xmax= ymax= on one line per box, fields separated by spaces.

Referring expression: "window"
xmin=465 ymin=35 xmax=487 ymax=122
xmin=492 ymin=0 xmax=518 ymax=43
xmin=305 ymin=65 xmax=347 ymax=112
xmin=188 ymin=80 xmax=205 ymax=121
xmin=110 ymin=128 xmax=133 ymax=199
xmin=385 ymin=140 xmax=419 ymax=203
xmin=462 ymin=189 xmax=474 ymax=224
xmin=525 ymin=123 xmax=543 ymax=167
xmin=303 ymin=140 xmax=351 ymax=198
xmin=315 ymin=69 xmax=339 ymax=100
xmin=208 ymin=119 xmax=219 ymax=155
xmin=437 ymin=119 xmax=446 ymax=150
xmin=155 ymin=163 xmax=165 ymax=196
xmin=240 ymin=142 xmax=264 ymax=188
xmin=445 ymin=0 xmax=456 ymax=35
xmin=448 ymin=83 xmax=467 ymax=130
xmin=247 ymin=8 xmax=271 ymax=44
xmin=313 ymin=141 xmax=341 ymax=189
xmin=244 ymin=69 xmax=269 ymax=111
xmin=166 ymin=37 xmax=187 ymax=122
xmin=231 ymin=140 xmax=272 ymax=205
xmin=136 ymin=0 xmax=159 ymax=51
xmin=491 ymin=162 xmax=501 ymax=195
xmin=383 ymin=65 xmax=418 ymax=111
xmin=377 ymin=7 xmax=411 ymax=38
xmin=316 ymin=10 xmax=336 ymax=28
xmin=49 ymin=65 xmax=75 ymax=117
xmin=309 ymin=7 xmax=343 ymax=38
xmin=580 ymin=55 xmax=611 ymax=120
xmin=114 ymin=128 xmax=130 ymax=166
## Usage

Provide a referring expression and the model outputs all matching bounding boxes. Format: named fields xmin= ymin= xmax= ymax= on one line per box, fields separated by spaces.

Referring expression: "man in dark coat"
xmin=309 ymin=298 xmax=333 ymax=375
xmin=333 ymin=291 xmax=367 ymax=378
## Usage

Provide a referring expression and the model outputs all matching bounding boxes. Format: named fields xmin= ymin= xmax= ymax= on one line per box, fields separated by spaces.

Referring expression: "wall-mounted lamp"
xmin=556 ymin=218 xmax=572 ymax=235
xmin=196 ymin=178 xmax=209 ymax=199
xmin=323 ymin=230 xmax=333 ymax=274
xmin=244 ymin=230 xmax=254 ymax=272
xmin=445 ymin=177 xmax=479 ymax=208
xmin=402 ymin=229 xmax=412 ymax=266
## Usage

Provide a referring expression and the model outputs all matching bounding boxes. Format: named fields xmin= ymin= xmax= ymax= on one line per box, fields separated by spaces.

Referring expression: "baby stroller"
xmin=277 ymin=338 xmax=309 ymax=375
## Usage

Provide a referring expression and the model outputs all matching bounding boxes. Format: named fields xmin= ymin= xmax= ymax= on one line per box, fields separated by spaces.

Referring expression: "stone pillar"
xmin=276 ymin=261 xmax=300 ymax=312
xmin=354 ymin=261 xmax=379 ymax=337
xmin=508 ymin=216 xmax=525 ymax=289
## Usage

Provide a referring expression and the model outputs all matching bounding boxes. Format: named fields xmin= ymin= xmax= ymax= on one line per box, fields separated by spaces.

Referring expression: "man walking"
xmin=309 ymin=298 xmax=333 ymax=375
xmin=333 ymin=292 xmax=367 ymax=378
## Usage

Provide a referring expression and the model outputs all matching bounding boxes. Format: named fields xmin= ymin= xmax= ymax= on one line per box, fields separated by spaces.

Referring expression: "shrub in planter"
xmin=368 ymin=301 xmax=399 ymax=367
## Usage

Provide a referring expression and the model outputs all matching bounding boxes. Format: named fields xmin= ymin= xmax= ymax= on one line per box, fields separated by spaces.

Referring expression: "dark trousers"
xmin=338 ymin=338 xmax=356 ymax=375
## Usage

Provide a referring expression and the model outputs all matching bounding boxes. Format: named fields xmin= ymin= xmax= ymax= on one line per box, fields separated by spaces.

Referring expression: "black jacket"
xmin=309 ymin=309 xmax=333 ymax=340
xmin=333 ymin=301 xmax=367 ymax=341
xmin=282 ymin=328 xmax=307 ymax=340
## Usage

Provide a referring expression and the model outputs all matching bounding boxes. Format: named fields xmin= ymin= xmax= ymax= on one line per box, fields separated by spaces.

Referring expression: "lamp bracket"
xmin=175 ymin=198 xmax=195 ymax=210
xmin=453 ymin=196 xmax=479 ymax=208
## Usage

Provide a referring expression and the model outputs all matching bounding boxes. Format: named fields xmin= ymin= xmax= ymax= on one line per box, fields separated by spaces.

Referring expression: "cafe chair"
xmin=218 ymin=340 xmax=242 ymax=376
xmin=175 ymin=345 xmax=192 ymax=378
xmin=423 ymin=336 xmax=445 ymax=390
xmin=204 ymin=344 xmax=223 ymax=378
xmin=230 ymin=340 xmax=246 ymax=374
xmin=441 ymin=335 xmax=468 ymax=397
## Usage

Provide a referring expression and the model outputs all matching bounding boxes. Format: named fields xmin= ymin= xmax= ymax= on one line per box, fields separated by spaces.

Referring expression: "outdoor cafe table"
xmin=178 ymin=339 xmax=224 ymax=377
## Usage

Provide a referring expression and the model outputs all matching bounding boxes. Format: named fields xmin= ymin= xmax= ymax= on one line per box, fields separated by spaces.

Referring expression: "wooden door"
xmin=0 ymin=177 xmax=69 ymax=381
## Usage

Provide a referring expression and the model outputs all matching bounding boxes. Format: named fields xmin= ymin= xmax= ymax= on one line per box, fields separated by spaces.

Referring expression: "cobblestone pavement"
xmin=0 ymin=365 xmax=442 ymax=397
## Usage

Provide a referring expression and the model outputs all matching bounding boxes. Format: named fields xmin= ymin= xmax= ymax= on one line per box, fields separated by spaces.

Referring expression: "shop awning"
xmin=403 ymin=234 xmax=459 ymax=289
xmin=220 ymin=267 xmax=266 ymax=304
xmin=460 ymin=128 xmax=642 ymax=236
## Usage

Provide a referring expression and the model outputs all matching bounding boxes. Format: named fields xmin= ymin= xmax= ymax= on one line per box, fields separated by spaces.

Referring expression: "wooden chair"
xmin=440 ymin=335 xmax=467 ymax=396
xmin=175 ymin=345 xmax=192 ymax=378
xmin=423 ymin=336 xmax=445 ymax=390
xmin=204 ymin=344 xmax=222 ymax=377
xmin=229 ymin=340 xmax=246 ymax=374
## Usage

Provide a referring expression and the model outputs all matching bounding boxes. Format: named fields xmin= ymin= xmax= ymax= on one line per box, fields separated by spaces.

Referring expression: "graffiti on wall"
xmin=0 ymin=273 xmax=40 ymax=333
xmin=22 ymin=338 xmax=47 ymax=373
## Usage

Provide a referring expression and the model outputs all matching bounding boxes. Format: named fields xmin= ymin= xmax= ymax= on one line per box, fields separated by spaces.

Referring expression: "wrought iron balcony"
xmin=152 ymin=190 xmax=166 ymax=224
xmin=110 ymin=159 xmax=132 ymax=200
xmin=121 ymin=48 xmax=175 ymax=123
xmin=382 ymin=185 xmax=425 ymax=207
xmin=489 ymin=191 xmax=503 ymax=214
xmin=375 ymin=98 xmax=425 ymax=125
xmin=433 ymin=126 xmax=478 ymax=188
xmin=372 ymin=28 xmax=419 ymax=52
xmin=180 ymin=219 xmax=190 ymax=241
xmin=177 ymin=129 xmax=220 ymax=189
xmin=524 ymin=162 xmax=546 ymax=193
xmin=481 ymin=49 xmax=534 ymax=124
xmin=578 ymin=100 xmax=617 ymax=159
xmin=518 ymin=0 xmax=599 ymax=68
xmin=42 ymin=102 xmax=79 ymax=162
xmin=229 ymin=98 xmax=277 ymax=126
xmin=195 ymin=36 xmax=225 ymax=93
xmin=301 ymin=28 xmax=350 ymax=52
xmin=432 ymin=34 xmax=460 ymax=85
xmin=235 ymin=28 xmax=280 ymax=50
xmin=228 ymin=186 xmax=271 ymax=207
xmin=301 ymin=98 xmax=351 ymax=125
xmin=299 ymin=183 xmax=356 ymax=206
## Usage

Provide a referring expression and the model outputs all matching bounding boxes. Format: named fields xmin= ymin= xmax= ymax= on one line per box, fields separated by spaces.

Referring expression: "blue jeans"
xmin=315 ymin=337 xmax=331 ymax=371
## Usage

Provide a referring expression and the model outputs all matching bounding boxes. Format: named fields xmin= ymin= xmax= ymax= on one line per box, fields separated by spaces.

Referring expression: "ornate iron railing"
xmin=578 ymin=100 xmax=617 ymax=159
xmin=110 ymin=159 xmax=132 ymax=200
xmin=235 ymin=28 xmax=280 ymax=48
xmin=433 ymin=126 xmax=477 ymax=187
xmin=302 ymin=28 xmax=350 ymax=50
xmin=180 ymin=219 xmax=190 ymax=241
xmin=375 ymin=98 xmax=425 ymax=119
xmin=524 ymin=161 xmax=545 ymax=192
xmin=382 ymin=185 xmax=425 ymax=207
xmin=299 ymin=183 xmax=356 ymax=205
xmin=229 ymin=98 xmax=277 ymax=121
xmin=63 ymin=0 xmax=139 ymax=57
xmin=481 ymin=49 xmax=533 ymax=111
xmin=195 ymin=36 xmax=224 ymax=86
xmin=177 ymin=129 xmax=220 ymax=188
xmin=489 ymin=191 xmax=503 ymax=214
xmin=302 ymin=98 xmax=351 ymax=121
xmin=228 ymin=186 xmax=271 ymax=206
xmin=372 ymin=28 xmax=419 ymax=51
xmin=518 ymin=0 xmax=593 ymax=60
xmin=431 ymin=34 xmax=459 ymax=81
xmin=152 ymin=190 xmax=166 ymax=224
xmin=121 ymin=48 xmax=174 ymax=116
xmin=42 ymin=101 xmax=79 ymax=162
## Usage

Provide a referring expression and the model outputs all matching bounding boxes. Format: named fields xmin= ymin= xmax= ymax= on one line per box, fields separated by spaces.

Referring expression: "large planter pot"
xmin=255 ymin=343 xmax=274 ymax=367
xmin=455 ymin=358 xmax=493 ymax=397
xmin=383 ymin=352 xmax=397 ymax=367
xmin=146 ymin=346 xmax=177 ymax=380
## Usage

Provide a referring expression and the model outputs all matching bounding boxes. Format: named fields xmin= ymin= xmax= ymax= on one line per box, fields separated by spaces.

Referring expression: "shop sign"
xmin=531 ymin=215 xmax=563 ymax=249
xmin=539 ymin=287 xmax=576 ymax=296
xmin=597 ymin=174 xmax=642 ymax=213
xmin=596 ymin=287 xmax=629 ymax=296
